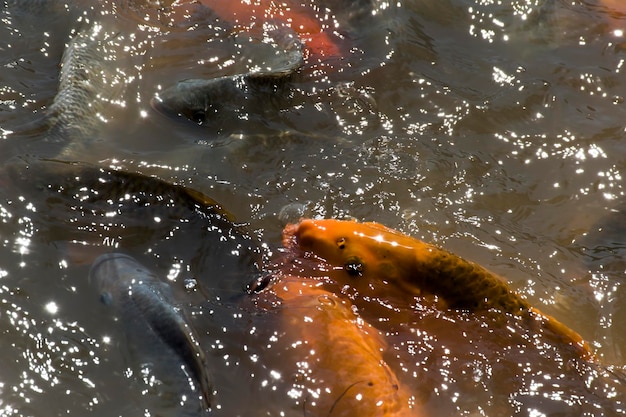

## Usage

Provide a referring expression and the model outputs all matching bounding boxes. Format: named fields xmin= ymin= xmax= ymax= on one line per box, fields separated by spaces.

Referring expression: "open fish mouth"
xmin=279 ymin=220 xmax=343 ymax=279
xmin=281 ymin=222 xmax=301 ymax=249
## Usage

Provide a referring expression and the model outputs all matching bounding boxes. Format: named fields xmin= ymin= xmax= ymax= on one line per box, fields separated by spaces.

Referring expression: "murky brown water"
xmin=0 ymin=0 xmax=625 ymax=416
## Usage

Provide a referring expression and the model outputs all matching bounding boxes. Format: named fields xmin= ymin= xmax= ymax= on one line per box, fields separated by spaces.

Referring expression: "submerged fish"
xmin=2 ymin=159 xmax=267 ymax=292
xmin=89 ymin=253 xmax=212 ymax=413
xmin=261 ymin=276 xmax=416 ymax=416
xmin=151 ymin=22 xmax=304 ymax=126
xmin=4 ymin=1 xmax=124 ymax=160
xmin=194 ymin=0 xmax=344 ymax=61
xmin=283 ymin=218 xmax=593 ymax=359
xmin=45 ymin=26 xmax=120 ymax=147
xmin=9 ymin=21 xmax=122 ymax=157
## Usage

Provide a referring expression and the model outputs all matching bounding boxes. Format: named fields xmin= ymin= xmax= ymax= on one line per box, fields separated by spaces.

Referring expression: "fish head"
xmin=283 ymin=219 xmax=418 ymax=291
xmin=151 ymin=77 xmax=245 ymax=125
xmin=151 ymin=79 xmax=219 ymax=125
xmin=88 ymin=253 xmax=156 ymax=302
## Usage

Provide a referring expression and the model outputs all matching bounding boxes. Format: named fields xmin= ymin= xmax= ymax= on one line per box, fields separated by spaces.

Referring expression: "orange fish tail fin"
xmin=529 ymin=307 xmax=595 ymax=361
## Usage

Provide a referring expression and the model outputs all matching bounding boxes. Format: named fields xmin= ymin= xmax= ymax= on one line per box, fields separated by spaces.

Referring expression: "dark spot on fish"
xmin=191 ymin=110 xmax=206 ymax=125
xmin=337 ymin=237 xmax=346 ymax=250
xmin=246 ymin=273 xmax=274 ymax=294
xmin=100 ymin=291 xmax=113 ymax=306
xmin=344 ymin=256 xmax=363 ymax=277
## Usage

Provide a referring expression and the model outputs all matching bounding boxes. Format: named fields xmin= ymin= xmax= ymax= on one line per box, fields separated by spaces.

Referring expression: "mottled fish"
xmin=283 ymin=218 xmax=593 ymax=360
xmin=4 ymin=1 xmax=123 ymax=159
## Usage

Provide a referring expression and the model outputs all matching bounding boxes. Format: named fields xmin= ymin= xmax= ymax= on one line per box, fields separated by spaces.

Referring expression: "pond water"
xmin=0 ymin=0 xmax=625 ymax=416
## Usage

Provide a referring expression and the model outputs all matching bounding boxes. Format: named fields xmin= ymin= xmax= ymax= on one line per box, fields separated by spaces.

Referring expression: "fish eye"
xmin=100 ymin=292 xmax=113 ymax=306
xmin=344 ymin=256 xmax=363 ymax=277
xmin=191 ymin=111 xmax=206 ymax=125
xmin=337 ymin=238 xmax=346 ymax=250
xmin=246 ymin=273 xmax=273 ymax=294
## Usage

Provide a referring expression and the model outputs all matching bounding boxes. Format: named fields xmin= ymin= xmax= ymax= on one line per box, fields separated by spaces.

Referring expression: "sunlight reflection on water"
xmin=0 ymin=0 xmax=625 ymax=415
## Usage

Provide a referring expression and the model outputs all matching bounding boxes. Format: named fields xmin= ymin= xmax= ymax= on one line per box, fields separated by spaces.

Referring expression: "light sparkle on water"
xmin=44 ymin=301 xmax=59 ymax=315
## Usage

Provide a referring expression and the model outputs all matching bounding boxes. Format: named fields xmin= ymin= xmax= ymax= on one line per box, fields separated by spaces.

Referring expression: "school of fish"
xmin=2 ymin=0 xmax=623 ymax=415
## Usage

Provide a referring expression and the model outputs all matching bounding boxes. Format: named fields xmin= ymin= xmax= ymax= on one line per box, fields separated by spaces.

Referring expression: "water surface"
xmin=0 ymin=0 xmax=625 ymax=415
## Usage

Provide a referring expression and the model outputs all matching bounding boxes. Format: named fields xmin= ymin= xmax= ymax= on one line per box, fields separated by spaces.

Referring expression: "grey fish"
xmin=89 ymin=252 xmax=212 ymax=414
xmin=151 ymin=22 xmax=304 ymax=126
xmin=4 ymin=1 xmax=123 ymax=159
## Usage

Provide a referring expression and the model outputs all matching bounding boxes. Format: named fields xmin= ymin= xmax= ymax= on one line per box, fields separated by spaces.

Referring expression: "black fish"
xmin=151 ymin=22 xmax=303 ymax=126
xmin=89 ymin=252 xmax=212 ymax=414
xmin=1 ymin=159 xmax=268 ymax=293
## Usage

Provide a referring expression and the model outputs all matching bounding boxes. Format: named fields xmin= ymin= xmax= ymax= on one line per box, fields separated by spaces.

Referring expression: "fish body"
xmin=283 ymin=218 xmax=593 ymax=359
xmin=151 ymin=22 xmax=304 ymax=125
xmin=46 ymin=26 xmax=113 ymax=145
xmin=193 ymin=0 xmax=343 ymax=62
xmin=89 ymin=253 xmax=212 ymax=413
xmin=268 ymin=276 xmax=417 ymax=416
xmin=4 ymin=2 xmax=124 ymax=160
xmin=2 ymin=159 xmax=267 ymax=293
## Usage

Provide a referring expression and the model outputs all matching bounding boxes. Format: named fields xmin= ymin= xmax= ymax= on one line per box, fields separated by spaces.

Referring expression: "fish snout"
xmin=88 ymin=253 xmax=137 ymax=292
xmin=282 ymin=219 xmax=320 ymax=251
xmin=151 ymin=94 xmax=209 ymax=126
xmin=150 ymin=95 xmax=184 ymax=121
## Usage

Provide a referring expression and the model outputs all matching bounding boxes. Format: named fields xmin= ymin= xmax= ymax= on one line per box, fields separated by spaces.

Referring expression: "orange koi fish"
xmin=599 ymin=0 xmax=626 ymax=13
xmin=283 ymin=219 xmax=593 ymax=360
xmin=268 ymin=275 xmax=417 ymax=416
xmin=193 ymin=0 xmax=344 ymax=63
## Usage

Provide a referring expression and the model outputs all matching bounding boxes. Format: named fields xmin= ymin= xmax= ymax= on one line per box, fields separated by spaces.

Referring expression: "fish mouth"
xmin=281 ymin=219 xmax=337 ymax=263
xmin=150 ymin=95 xmax=207 ymax=126
xmin=150 ymin=96 xmax=177 ymax=119
xmin=282 ymin=222 xmax=300 ymax=249
xmin=282 ymin=218 xmax=323 ymax=251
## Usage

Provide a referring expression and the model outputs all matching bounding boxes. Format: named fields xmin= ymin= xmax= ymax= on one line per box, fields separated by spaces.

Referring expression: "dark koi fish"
xmin=89 ymin=252 xmax=212 ymax=414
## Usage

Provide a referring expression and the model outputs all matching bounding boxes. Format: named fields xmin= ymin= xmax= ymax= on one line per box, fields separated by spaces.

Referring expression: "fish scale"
xmin=151 ymin=21 xmax=304 ymax=125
